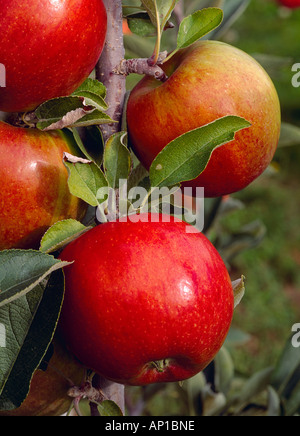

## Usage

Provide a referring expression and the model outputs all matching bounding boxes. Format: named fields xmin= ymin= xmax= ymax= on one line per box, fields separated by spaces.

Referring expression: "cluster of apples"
xmin=0 ymin=0 xmax=108 ymax=250
xmin=0 ymin=0 xmax=281 ymax=416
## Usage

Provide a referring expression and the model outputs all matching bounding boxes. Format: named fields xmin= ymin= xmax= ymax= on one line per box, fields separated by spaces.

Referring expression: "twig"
xmin=114 ymin=52 xmax=168 ymax=82
xmin=96 ymin=0 xmax=127 ymax=143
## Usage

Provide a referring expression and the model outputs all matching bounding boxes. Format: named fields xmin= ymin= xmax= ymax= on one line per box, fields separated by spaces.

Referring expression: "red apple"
xmin=0 ymin=121 xmax=87 ymax=250
xmin=278 ymin=0 xmax=300 ymax=8
xmin=0 ymin=0 xmax=107 ymax=113
xmin=58 ymin=214 xmax=234 ymax=386
xmin=0 ymin=338 xmax=86 ymax=416
xmin=127 ymin=41 xmax=281 ymax=198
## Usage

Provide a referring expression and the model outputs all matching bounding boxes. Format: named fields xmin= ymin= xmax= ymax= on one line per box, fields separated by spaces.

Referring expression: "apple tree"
xmin=0 ymin=0 xmax=299 ymax=417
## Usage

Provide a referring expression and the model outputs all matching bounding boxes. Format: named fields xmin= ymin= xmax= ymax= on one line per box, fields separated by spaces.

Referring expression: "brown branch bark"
xmin=96 ymin=0 xmax=127 ymax=142
xmin=114 ymin=52 xmax=168 ymax=82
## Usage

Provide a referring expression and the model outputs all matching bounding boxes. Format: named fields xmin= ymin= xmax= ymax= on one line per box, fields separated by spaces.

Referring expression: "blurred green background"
xmin=216 ymin=0 xmax=300 ymax=375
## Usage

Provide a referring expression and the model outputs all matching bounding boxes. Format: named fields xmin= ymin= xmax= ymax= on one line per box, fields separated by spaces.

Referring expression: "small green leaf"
xmin=127 ymin=163 xmax=149 ymax=191
xmin=267 ymin=386 xmax=281 ymax=417
xmin=70 ymin=127 xmax=104 ymax=167
xmin=141 ymin=0 xmax=178 ymax=30
xmin=233 ymin=367 xmax=274 ymax=415
xmin=149 ymin=116 xmax=251 ymax=188
xmin=232 ymin=276 xmax=246 ymax=309
xmin=127 ymin=12 xmax=157 ymax=37
xmin=104 ymin=132 xmax=131 ymax=188
xmin=35 ymin=96 xmax=90 ymax=130
xmin=72 ymin=78 xmax=107 ymax=100
xmin=35 ymin=96 xmax=112 ymax=131
xmin=64 ymin=156 xmax=108 ymax=207
xmin=225 ymin=327 xmax=251 ymax=347
xmin=0 ymin=270 xmax=65 ymax=410
xmin=141 ymin=0 xmax=179 ymax=62
xmin=69 ymin=109 xmax=112 ymax=129
xmin=40 ymin=220 xmax=92 ymax=254
xmin=272 ymin=337 xmax=300 ymax=395
xmin=0 ymin=250 xmax=69 ymax=308
xmin=177 ymin=8 xmax=223 ymax=49
xmin=219 ymin=220 xmax=266 ymax=262
xmin=71 ymin=91 xmax=108 ymax=112
xmin=98 ymin=400 xmax=123 ymax=417
xmin=278 ymin=122 xmax=300 ymax=148
xmin=214 ymin=347 xmax=235 ymax=395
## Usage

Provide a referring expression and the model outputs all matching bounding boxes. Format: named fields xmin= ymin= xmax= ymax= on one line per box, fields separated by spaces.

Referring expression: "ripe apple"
xmin=0 ymin=0 xmax=107 ymax=113
xmin=0 ymin=338 xmax=86 ymax=417
xmin=278 ymin=0 xmax=300 ymax=7
xmin=58 ymin=214 xmax=234 ymax=386
xmin=0 ymin=121 xmax=87 ymax=250
xmin=127 ymin=41 xmax=281 ymax=198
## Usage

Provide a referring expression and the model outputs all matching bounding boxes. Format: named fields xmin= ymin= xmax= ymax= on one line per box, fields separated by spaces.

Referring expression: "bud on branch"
xmin=113 ymin=51 xmax=169 ymax=82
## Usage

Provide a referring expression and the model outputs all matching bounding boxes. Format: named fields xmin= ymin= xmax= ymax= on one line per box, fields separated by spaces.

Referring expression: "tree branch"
xmin=114 ymin=52 xmax=168 ymax=82
xmin=96 ymin=0 xmax=127 ymax=142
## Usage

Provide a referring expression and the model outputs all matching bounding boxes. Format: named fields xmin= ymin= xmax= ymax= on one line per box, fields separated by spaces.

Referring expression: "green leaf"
xmin=64 ymin=156 xmax=108 ymax=207
xmin=272 ymin=337 xmax=300 ymax=396
xmin=72 ymin=78 xmax=107 ymax=100
xmin=285 ymin=378 xmax=300 ymax=416
xmin=35 ymin=96 xmax=90 ymax=130
xmin=233 ymin=367 xmax=274 ymax=414
xmin=103 ymin=132 xmax=132 ymax=188
xmin=127 ymin=12 xmax=157 ymax=37
xmin=98 ymin=400 xmax=123 ymax=417
xmin=72 ymin=90 xmax=107 ymax=112
xmin=127 ymin=163 xmax=149 ymax=192
xmin=141 ymin=0 xmax=179 ymax=30
xmin=149 ymin=116 xmax=251 ymax=188
xmin=232 ymin=276 xmax=246 ymax=309
xmin=214 ymin=347 xmax=235 ymax=394
xmin=219 ymin=220 xmax=267 ymax=263
xmin=177 ymin=8 xmax=223 ymax=49
xmin=70 ymin=127 xmax=104 ymax=167
xmin=0 ymin=250 xmax=70 ymax=308
xmin=68 ymin=109 xmax=112 ymax=129
xmin=225 ymin=327 xmax=251 ymax=347
xmin=40 ymin=219 xmax=92 ymax=254
xmin=35 ymin=96 xmax=112 ymax=131
xmin=278 ymin=122 xmax=300 ymax=148
xmin=0 ymin=270 xmax=65 ymax=410
xmin=267 ymin=386 xmax=281 ymax=417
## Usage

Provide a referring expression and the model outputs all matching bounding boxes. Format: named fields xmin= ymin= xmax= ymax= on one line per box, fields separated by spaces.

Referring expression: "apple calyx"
xmin=150 ymin=359 xmax=171 ymax=373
